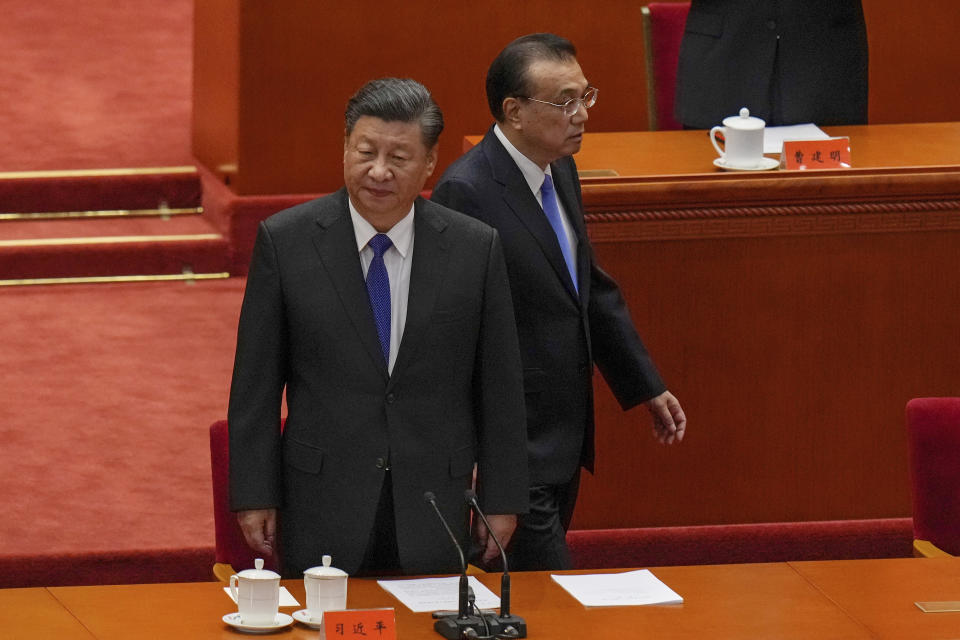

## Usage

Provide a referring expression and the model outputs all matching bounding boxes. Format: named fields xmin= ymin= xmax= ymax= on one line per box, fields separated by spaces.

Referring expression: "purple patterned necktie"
xmin=540 ymin=174 xmax=578 ymax=292
xmin=365 ymin=233 xmax=392 ymax=365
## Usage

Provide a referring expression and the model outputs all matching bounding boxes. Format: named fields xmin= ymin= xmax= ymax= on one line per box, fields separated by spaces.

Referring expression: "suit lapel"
xmin=311 ymin=189 xmax=389 ymax=380
xmin=388 ymin=198 xmax=448 ymax=388
xmin=482 ymin=132 xmax=580 ymax=303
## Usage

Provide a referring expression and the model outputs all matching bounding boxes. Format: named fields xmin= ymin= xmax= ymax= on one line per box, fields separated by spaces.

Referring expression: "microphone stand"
xmin=423 ymin=492 xmax=499 ymax=639
xmin=465 ymin=490 xmax=527 ymax=638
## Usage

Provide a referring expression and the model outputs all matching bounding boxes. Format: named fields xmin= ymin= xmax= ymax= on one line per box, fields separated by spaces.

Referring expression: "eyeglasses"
xmin=519 ymin=87 xmax=598 ymax=117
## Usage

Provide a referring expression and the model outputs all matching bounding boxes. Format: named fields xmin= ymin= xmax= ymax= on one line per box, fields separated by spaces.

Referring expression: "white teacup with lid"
xmin=710 ymin=107 xmax=766 ymax=168
xmin=303 ymin=554 xmax=348 ymax=623
xmin=229 ymin=558 xmax=281 ymax=625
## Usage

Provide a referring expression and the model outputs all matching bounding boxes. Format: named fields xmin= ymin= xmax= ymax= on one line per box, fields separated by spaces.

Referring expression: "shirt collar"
xmin=348 ymin=198 xmax=415 ymax=259
xmin=493 ymin=123 xmax=553 ymax=195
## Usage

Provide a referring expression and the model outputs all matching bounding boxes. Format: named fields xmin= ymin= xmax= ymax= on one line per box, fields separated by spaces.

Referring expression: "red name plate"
xmin=323 ymin=608 xmax=396 ymax=640
xmin=781 ymin=137 xmax=851 ymax=170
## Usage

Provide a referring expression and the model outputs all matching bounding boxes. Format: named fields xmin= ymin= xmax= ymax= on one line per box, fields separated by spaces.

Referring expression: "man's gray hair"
xmin=344 ymin=78 xmax=444 ymax=149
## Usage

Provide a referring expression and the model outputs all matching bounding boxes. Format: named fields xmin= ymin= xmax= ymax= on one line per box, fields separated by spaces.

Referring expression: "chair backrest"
xmin=641 ymin=2 xmax=691 ymax=131
xmin=905 ymin=398 xmax=960 ymax=554
xmin=209 ymin=419 xmax=279 ymax=574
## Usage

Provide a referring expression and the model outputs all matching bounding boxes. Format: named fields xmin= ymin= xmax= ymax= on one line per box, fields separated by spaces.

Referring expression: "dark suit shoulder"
xmin=261 ymin=190 xmax=347 ymax=236
xmin=417 ymin=196 xmax=496 ymax=241
xmin=435 ymin=142 xmax=490 ymax=185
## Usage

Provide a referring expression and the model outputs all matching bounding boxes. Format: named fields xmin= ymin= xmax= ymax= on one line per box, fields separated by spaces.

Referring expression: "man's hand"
xmin=475 ymin=513 xmax=518 ymax=565
xmin=237 ymin=508 xmax=277 ymax=556
xmin=645 ymin=391 xmax=687 ymax=444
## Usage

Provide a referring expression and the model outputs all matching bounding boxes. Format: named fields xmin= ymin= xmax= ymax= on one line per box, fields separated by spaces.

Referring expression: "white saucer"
xmin=292 ymin=608 xmax=324 ymax=629
xmin=222 ymin=612 xmax=294 ymax=634
xmin=714 ymin=157 xmax=780 ymax=171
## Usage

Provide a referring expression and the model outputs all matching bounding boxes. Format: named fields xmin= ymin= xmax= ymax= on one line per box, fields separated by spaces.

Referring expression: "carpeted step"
xmin=0 ymin=214 xmax=230 ymax=282
xmin=0 ymin=166 xmax=201 ymax=215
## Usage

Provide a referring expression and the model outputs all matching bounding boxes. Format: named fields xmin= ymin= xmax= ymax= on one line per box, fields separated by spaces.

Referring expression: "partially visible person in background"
xmin=675 ymin=0 xmax=868 ymax=128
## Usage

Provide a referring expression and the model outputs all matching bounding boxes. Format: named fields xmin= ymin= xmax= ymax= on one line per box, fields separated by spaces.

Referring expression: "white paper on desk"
xmin=223 ymin=586 xmax=300 ymax=607
xmin=764 ymin=124 xmax=829 ymax=154
xmin=377 ymin=576 xmax=500 ymax=613
xmin=550 ymin=570 xmax=683 ymax=607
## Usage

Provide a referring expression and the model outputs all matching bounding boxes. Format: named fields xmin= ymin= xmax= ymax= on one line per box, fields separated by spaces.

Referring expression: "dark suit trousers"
xmin=507 ymin=472 xmax=581 ymax=571
xmin=356 ymin=471 xmax=401 ymax=576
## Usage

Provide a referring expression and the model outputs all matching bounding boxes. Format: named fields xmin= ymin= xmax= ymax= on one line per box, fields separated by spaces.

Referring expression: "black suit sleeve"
xmin=565 ymin=159 xmax=667 ymax=409
xmin=228 ymin=222 xmax=286 ymax=511
xmin=587 ymin=261 xmax=667 ymax=409
xmin=474 ymin=228 xmax=529 ymax=515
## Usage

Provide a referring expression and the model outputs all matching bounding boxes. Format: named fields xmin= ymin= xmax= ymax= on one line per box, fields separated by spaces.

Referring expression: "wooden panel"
xmin=568 ymin=124 xmax=960 ymax=528
xmin=230 ymin=0 xmax=649 ymax=195
xmin=864 ymin=0 xmax=960 ymax=124
xmin=192 ymin=0 xmax=239 ymax=182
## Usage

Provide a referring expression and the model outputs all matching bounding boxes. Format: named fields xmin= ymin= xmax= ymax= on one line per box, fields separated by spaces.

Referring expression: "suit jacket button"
xmin=376 ymin=457 xmax=386 ymax=469
xmin=386 ymin=393 xmax=395 ymax=404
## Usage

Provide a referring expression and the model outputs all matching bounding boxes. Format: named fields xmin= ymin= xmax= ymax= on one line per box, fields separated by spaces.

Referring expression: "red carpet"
xmin=0 ymin=280 xmax=244 ymax=578
xmin=0 ymin=0 xmax=193 ymax=171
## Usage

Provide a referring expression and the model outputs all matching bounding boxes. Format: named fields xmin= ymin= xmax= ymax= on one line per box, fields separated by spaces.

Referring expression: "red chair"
xmin=905 ymin=398 xmax=960 ymax=557
xmin=641 ymin=2 xmax=691 ymax=131
xmin=210 ymin=419 xmax=280 ymax=580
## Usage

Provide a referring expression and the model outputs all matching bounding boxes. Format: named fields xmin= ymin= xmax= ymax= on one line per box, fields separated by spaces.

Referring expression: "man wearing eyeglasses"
xmin=432 ymin=33 xmax=687 ymax=571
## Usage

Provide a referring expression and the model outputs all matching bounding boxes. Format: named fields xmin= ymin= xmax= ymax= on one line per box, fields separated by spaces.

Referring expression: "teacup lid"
xmin=722 ymin=107 xmax=765 ymax=130
xmin=236 ymin=558 xmax=280 ymax=580
xmin=304 ymin=554 xmax=348 ymax=579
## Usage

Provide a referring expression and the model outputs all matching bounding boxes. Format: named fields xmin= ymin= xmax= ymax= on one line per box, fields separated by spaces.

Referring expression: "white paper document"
xmin=377 ymin=576 xmax=500 ymax=613
xmin=223 ymin=586 xmax=300 ymax=607
xmin=550 ymin=570 xmax=683 ymax=607
xmin=764 ymin=124 xmax=829 ymax=154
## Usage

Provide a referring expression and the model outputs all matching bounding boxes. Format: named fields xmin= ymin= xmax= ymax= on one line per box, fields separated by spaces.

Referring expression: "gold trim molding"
xmin=0 ymin=234 xmax=223 ymax=248
xmin=0 ymin=166 xmax=198 ymax=180
xmin=0 ymin=207 xmax=203 ymax=221
xmin=0 ymin=272 xmax=231 ymax=288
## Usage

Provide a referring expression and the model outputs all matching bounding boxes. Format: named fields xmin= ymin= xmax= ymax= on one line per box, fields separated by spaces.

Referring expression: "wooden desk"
xmin=793 ymin=557 xmax=960 ymax=640
xmin=506 ymin=564 xmax=871 ymax=639
xmin=0 ymin=587 xmax=95 ymax=639
xmin=468 ymin=123 xmax=960 ymax=529
xmin=20 ymin=558 xmax=960 ymax=638
xmin=44 ymin=563 xmax=871 ymax=640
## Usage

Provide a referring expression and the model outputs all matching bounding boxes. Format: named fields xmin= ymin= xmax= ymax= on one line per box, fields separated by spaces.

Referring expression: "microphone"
xmin=465 ymin=489 xmax=527 ymax=638
xmin=423 ymin=491 xmax=496 ymax=639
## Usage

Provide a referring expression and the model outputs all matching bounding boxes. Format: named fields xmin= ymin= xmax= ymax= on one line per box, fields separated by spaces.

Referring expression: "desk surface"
xmin=0 ymin=587 xmax=95 ymax=639
xmin=467 ymin=122 xmax=960 ymax=178
xmin=574 ymin=122 xmax=960 ymax=177
xmin=9 ymin=559 xmax=960 ymax=639
xmin=792 ymin=557 xmax=960 ymax=640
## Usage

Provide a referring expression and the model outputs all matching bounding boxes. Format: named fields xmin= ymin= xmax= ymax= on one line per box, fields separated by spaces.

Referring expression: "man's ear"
xmin=502 ymin=97 xmax=523 ymax=131
xmin=424 ymin=144 xmax=439 ymax=177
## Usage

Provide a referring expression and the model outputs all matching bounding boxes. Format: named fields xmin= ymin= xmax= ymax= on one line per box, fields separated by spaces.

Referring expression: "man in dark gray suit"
xmin=228 ymin=78 xmax=528 ymax=577
xmin=675 ymin=0 xmax=869 ymax=128
xmin=432 ymin=34 xmax=687 ymax=571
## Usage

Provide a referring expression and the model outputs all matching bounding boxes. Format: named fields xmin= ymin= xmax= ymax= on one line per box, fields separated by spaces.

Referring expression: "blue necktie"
xmin=365 ymin=233 xmax=392 ymax=365
xmin=540 ymin=174 xmax=578 ymax=292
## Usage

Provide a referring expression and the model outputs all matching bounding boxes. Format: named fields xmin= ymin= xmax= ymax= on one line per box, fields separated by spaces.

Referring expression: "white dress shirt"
xmin=349 ymin=199 xmax=414 ymax=375
xmin=493 ymin=124 xmax=579 ymax=263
